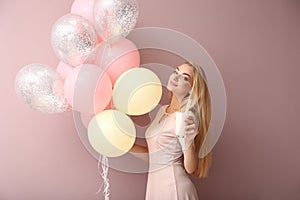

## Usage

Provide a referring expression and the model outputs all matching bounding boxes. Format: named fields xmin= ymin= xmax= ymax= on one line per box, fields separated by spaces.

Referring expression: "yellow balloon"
xmin=88 ymin=110 xmax=136 ymax=157
xmin=113 ymin=68 xmax=162 ymax=115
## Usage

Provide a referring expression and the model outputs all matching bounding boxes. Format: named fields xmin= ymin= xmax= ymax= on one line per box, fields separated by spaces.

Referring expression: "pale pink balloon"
xmin=64 ymin=64 xmax=112 ymax=114
xmin=56 ymin=61 xmax=73 ymax=80
xmin=89 ymin=38 xmax=140 ymax=85
xmin=70 ymin=0 xmax=95 ymax=24
xmin=104 ymin=100 xmax=113 ymax=110
xmin=80 ymin=113 xmax=94 ymax=128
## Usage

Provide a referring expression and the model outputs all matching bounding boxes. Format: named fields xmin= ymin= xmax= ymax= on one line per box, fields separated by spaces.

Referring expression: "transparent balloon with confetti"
xmin=51 ymin=14 xmax=98 ymax=66
xmin=93 ymin=0 xmax=139 ymax=41
xmin=15 ymin=64 xmax=70 ymax=113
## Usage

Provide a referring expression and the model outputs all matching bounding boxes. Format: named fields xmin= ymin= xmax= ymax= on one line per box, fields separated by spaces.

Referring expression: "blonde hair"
xmin=181 ymin=61 xmax=212 ymax=178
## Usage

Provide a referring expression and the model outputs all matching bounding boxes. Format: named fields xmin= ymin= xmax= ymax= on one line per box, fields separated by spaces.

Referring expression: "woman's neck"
xmin=166 ymin=96 xmax=181 ymax=114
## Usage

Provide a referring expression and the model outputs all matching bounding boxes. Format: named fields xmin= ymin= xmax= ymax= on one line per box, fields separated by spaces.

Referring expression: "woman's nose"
xmin=173 ymin=74 xmax=180 ymax=81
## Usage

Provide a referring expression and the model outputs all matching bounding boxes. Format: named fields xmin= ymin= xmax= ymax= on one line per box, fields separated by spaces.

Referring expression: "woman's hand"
xmin=177 ymin=114 xmax=197 ymax=152
xmin=184 ymin=115 xmax=197 ymax=136
xmin=184 ymin=114 xmax=197 ymax=147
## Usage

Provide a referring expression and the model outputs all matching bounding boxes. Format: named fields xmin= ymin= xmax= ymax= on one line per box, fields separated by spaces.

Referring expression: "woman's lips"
xmin=170 ymin=80 xmax=177 ymax=87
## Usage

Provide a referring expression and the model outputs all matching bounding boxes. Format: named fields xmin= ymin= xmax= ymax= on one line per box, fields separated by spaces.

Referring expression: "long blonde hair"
xmin=181 ymin=61 xmax=212 ymax=178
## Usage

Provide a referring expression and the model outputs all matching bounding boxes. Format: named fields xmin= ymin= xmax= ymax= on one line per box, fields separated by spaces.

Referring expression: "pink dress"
xmin=145 ymin=105 xmax=199 ymax=200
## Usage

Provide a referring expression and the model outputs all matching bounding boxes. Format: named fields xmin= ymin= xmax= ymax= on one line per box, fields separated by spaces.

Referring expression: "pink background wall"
xmin=1 ymin=0 xmax=300 ymax=199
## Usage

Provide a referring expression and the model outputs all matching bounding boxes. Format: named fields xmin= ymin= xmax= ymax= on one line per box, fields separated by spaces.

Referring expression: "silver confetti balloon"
xmin=51 ymin=14 xmax=98 ymax=66
xmin=93 ymin=0 xmax=139 ymax=41
xmin=15 ymin=64 xmax=70 ymax=114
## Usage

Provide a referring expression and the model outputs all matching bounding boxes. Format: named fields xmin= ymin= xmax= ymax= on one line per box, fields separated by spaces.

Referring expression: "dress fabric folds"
xmin=145 ymin=105 xmax=199 ymax=200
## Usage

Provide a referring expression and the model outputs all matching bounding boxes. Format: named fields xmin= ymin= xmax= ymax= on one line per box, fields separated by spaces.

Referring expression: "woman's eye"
xmin=173 ymin=71 xmax=178 ymax=74
xmin=184 ymin=77 xmax=189 ymax=81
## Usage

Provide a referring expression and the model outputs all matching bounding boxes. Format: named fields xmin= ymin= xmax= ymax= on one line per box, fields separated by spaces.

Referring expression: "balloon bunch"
xmin=15 ymin=0 xmax=163 ymax=158
xmin=15 ymin=2 xmax=161 ymax=198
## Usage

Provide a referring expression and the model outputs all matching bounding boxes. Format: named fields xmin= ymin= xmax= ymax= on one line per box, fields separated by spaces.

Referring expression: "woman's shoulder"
xmin=156 ymin=105 xmax=168 ymax=116
xmin=151 ymin=105 xmax=170 ymax=121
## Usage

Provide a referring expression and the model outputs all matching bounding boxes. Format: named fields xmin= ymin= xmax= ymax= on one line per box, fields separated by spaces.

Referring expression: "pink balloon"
xmin=80 ymin=113 xmax=94 ymax=128
xmin=70 ymin=0 xmax=95 ymax=24
xmin=78 ymin=99 xmax=112 ymax=127
xmin=64 ymin=64 xmax=112 ymax=114
xmin=56 ymin=61 xmax=73 ymax=80
xmin=104 ymin=100 xmax=113 ymax=110
xmin=89 ymin=38 xmax=140 ymax=85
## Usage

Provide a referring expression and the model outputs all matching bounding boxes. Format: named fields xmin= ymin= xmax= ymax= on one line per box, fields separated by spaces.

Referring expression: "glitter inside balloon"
xmin=15 ymin=64 xmax=69 ymax=113
xmin=93 ymin=0 xmax=139 ymax=40
xmin=51 ymin=14 xmax=98 ymax=66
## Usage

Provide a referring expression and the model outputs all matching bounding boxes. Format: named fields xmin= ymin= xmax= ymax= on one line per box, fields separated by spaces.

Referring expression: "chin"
xmin=166 ymin=85 xmax=172 ymax=91
xmin=166 ymin=83 xmax=176 ymax=92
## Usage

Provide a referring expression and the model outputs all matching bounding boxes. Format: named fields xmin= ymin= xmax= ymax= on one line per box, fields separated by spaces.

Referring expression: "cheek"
xmin=179 ymin=80 xmax=190 ymax=87
xmin=168 ymin=74 xmax=175 ymax=82
xmin=175 ymin=83 xmax=189 ymax=93
xmin=181 ymin=82 xmax=192 ymax=91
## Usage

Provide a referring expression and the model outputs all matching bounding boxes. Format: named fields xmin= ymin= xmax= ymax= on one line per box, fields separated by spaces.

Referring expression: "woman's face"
xmin=167 ymin=64 xmax=193 ymax=99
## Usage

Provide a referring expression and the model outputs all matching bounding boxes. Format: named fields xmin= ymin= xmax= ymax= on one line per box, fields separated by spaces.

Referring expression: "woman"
xmin=130 ymin=61 xmax=212 ymax=200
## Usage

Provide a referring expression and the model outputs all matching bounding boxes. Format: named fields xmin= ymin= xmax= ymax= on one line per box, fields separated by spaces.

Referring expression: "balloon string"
xmin=95 ymin=154 xmax=110 ymax=200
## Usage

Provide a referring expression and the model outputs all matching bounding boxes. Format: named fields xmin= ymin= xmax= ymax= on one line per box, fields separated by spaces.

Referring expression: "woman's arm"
xmin=129 ymin=143 xmax=149 ymax=162
xmin=130 ymin=143 xmax=148 ymax=153
xmin=183 ymin=144 xmax=198 ymax=174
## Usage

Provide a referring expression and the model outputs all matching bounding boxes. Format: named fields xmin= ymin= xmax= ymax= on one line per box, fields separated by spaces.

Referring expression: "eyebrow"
xmin=176 ymin=67 xmax=192 ymax=79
